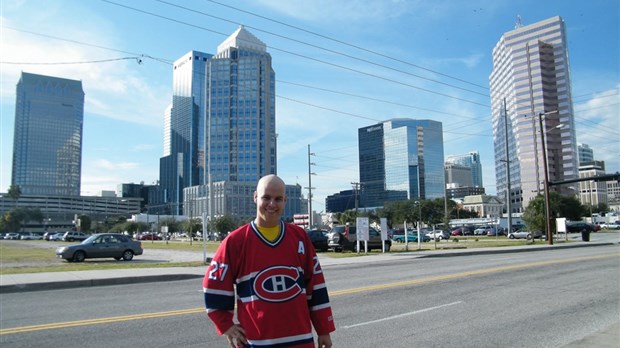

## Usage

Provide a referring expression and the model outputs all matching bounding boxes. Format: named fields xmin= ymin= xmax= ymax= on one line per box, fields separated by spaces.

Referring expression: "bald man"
xmin=203 ymin=175 xmax=335 ymax=348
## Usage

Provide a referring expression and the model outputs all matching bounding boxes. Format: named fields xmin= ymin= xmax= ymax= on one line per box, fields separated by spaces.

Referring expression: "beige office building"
xmin=490 ymin=16 xmax=578 ymax=213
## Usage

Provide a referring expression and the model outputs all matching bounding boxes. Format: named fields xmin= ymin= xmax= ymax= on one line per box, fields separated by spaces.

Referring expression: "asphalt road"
xmin=1 ymin=244 xmax=618 ymax=347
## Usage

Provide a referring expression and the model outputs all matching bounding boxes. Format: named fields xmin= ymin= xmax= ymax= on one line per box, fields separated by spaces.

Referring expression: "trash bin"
xmin=581 ymin=230 xmax=590 ymax=242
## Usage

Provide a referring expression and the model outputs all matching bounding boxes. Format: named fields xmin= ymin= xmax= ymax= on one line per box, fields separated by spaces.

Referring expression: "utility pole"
xmin=351 ymin=182 xmax=360 ymax=213
xmin=305 ymin=145 xmax=316 ymax=229
xmin=503 ymin=98 xmax=512 ymax=235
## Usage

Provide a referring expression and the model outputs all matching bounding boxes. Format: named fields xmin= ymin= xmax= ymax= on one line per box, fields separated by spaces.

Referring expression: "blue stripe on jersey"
xmin=307 ymin=286 xmax=330 ymax=308
xmin=204 ymin=292 xmax=235 ymax=310
xmin=246 ymin=333 xmax=314 ymax=347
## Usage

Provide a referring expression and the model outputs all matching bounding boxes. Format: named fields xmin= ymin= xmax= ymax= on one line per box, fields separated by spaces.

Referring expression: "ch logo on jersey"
xmin=253 ymin=266 xmax=302 ymax=303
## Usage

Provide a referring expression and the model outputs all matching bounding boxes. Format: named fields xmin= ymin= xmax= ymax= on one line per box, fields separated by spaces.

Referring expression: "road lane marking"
xmin=1 ymin=252 xmax=617 ymax=335
xmin=0 ymin=308 xmax=205 ymax=335
xmin=328 ymin=252 xmax=619 ymax=296
xmin=342 ymin=301 xmax=463 ymax=329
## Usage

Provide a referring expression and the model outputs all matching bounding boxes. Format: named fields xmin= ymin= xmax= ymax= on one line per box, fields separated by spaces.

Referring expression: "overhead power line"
xmin=100 ymin=0 xmax=490 ymax=108
xmin=2 ymin=57 xmax=145 ymax=65
xmin=156 ymin=0 xmax=489 ymax=98
xmin=3 ymin=26 xmax=173 ymax=65
xmin=203 ymin=0 xmax=490 ymax=91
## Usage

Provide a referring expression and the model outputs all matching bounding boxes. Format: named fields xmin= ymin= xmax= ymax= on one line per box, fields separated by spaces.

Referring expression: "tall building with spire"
xmin=159 ymin=26 xmax=278 ymax=218
xmin=489 ymin=16 xmax=578 ymax=213
xmin=12 ymin=72 xmax=84 ymax=196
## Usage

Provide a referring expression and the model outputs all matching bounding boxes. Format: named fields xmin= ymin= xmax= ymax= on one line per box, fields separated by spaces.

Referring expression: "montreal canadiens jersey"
xmin=203 ymin=221 xmax=335 ymax=347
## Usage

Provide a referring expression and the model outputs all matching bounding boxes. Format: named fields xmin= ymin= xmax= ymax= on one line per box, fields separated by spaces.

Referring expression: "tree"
xmin=79 ymin=215 xmax=92 ymax=232
xmin=209 ymin=215 xmax=238 ymax=237
xmin=522 ymin=192 xmax=586 ymax=232
xmin=7 ymin=185 xmax=22 ymax=208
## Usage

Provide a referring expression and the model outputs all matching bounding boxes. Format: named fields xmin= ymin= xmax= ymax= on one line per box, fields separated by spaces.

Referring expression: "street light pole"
xmin=537 ymin=111 xmax=558 ymax=245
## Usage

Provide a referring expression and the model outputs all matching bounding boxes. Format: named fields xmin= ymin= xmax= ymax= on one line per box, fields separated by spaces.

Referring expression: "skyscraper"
xmin=358 ymin=119 xmax=445 ymax=208
xmin=160 ymin=50 xmax=212 ymax=214
xmin=12 ymin=72 xmax=84 ymax=196
xmin=445 ymin=151 xmax=483 ymax=188
xmin=577 ymin=143 xmax=594 ymax=164
xmin=161 ymin=26 xmax=277 ymax=218
xmin=490 ymin=16 xmax=578 ymax=213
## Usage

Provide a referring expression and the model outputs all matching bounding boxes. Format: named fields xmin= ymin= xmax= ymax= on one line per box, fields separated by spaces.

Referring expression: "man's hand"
xmin=317 ymin=334 xmax=332 ymax=348
xmin=223 ymin=324 xmax=247 ymax=347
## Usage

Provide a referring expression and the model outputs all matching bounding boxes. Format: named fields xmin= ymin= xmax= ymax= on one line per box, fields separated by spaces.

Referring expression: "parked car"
xmin=137 ymin=232 xmax=162 ymax=241
xmin=600 ymin=221 xmax=620 ymax=230
xmin=306 ymin=229 xmax=329 ymax=252
xmin=473 ymin=227 xmax=489 ymax=235
xmin=425 ymin=230 xmax=450 ymax=240
xmin=327 ymin=225 xmax=391 ymax=252
xmin=4 ymin=232 xmax=20 ymax=240
xmin=392 ymin=231 xmax=430 ymax=243
xmin=566 ymin=221 xmax=595 ymax=233
xmin=486 ymin=227 xmax=506 ymax=236
xmin=507 ymin=230 xmax=545 ymax=239
xmin=20 ymin=232 xmax=44 ymax=240
xmin=49 ymin=232 xmax=65 ymax=241
xmin=62 ymin=231 xmax=88 ymax=242
xmin=451 ymin=228 xmax=463 ymax=236
xmin=56 ymin=233 xmax=143 ymax=262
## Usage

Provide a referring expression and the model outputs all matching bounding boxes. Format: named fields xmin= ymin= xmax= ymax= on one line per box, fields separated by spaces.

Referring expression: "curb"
xmin=0 ymin=274 xmax=203 ymax=294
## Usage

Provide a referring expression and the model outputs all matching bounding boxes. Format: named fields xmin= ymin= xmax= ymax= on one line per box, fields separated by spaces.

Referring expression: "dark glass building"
xmin=325 ymin=189 xmax=357 ymax=213
xmin=12 ymin=72 xmax=84 ymax=196
xmin=359 ymin=119 xmax=445 ymax=208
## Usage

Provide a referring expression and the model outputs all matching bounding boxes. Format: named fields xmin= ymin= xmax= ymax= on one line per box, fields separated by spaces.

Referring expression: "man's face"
xmin=254 ymin=179 xmax=287 ymax=227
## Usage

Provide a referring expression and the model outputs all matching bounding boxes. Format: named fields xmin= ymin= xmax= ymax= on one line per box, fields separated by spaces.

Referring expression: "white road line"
xmin=341 ymin=301 xmax=463 ymax=329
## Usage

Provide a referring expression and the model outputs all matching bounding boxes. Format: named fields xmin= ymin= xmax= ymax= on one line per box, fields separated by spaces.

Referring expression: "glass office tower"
xmin=205 ymin=25 xmax=276 ymax=184
xmin=12 ymin=72 xmax=84 ymax=196
xmin=162 ymin=26 xmax=276 ymax=216
xmin=490 ymin=16 xmax=578 ymax=213
xmin=160 ymin=51 xmax=212 ymax=214
xmin=446 ymin=151 xmax=483 ymax=188
xmin=359 ymin=119 xmax=445 ymax=208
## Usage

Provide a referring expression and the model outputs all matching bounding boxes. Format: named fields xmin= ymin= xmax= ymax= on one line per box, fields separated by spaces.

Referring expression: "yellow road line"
xmin=2 ymin=252 xmax=617 ymax=335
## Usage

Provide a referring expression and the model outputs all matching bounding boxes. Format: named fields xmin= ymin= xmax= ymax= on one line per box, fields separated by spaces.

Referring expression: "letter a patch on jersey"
xmin=298 ymin=241 xmax=305 ymax=254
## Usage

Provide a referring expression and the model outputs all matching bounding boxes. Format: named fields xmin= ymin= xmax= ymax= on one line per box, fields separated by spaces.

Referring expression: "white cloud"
xmin=1 ymin=25 xmax=170 ymax=127
xmin=574 ymin=86 xmax=620 ymax=172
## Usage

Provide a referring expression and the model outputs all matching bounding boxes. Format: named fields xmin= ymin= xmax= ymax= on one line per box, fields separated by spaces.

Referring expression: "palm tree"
xmin=7 ymin=185 xmax=22 ymax=209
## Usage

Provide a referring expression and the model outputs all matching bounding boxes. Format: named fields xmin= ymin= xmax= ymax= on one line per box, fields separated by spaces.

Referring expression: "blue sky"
xmin=1 ymin=0 xmax=619 ymax=212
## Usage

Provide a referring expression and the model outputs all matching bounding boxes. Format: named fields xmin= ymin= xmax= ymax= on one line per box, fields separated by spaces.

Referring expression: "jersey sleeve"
xmin=203 ymin=234 xmax=237 ymax=335
xmin=302 ymin=230 xmax=336 ymax=335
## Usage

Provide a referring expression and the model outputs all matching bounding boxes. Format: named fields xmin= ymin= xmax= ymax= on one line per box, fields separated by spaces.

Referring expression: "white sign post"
xmin=356 ymin=217 xmax=369 ymax=253
xmin=556 ymin=217 xmax=567 ymax=242
xmin=380 ymin=218 xmax=388 ymax=253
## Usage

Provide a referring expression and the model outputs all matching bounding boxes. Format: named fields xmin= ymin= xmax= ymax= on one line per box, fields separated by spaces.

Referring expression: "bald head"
xmin=254 ymin=175 xmax=287 ymax=227
xmin=256 ymin=174 xmax=286 ymax=193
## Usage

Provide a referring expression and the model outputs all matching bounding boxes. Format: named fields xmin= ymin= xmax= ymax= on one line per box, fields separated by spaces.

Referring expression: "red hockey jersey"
xmin=203 ymin=221 xmax=335 ymax=347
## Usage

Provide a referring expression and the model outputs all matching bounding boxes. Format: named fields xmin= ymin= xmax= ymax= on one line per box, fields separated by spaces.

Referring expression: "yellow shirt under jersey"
xmin=256 ymin=225 xmax=281 ymax=242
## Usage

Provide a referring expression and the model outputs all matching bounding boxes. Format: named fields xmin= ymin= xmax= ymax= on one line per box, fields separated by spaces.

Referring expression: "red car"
xmin=451 ymin=228 xmax=463 ymax=236
xmin=137 ymin=233 xmax=162 ymax=240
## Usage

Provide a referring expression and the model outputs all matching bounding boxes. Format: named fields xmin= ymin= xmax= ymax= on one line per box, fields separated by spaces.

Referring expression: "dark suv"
xmin=327 ymin=225 xmax=391 ymax=252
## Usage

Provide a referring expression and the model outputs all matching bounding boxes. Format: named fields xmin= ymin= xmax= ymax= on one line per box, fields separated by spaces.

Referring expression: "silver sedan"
xmin=56 ymin=233 xmax=143 ymax=262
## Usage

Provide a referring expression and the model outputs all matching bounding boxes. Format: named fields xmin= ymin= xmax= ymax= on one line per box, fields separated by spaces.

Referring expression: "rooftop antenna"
xmin=515 ymin=15 xmax=523 ymax=29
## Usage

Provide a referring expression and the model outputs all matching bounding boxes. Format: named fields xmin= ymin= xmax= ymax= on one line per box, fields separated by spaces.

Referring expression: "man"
xmin=203 ymin=174 xmax=335 ymax=347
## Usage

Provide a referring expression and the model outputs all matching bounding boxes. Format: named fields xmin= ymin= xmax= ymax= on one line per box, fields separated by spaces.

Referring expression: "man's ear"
xmin=253 ymin=191 xmax=258 ymax=203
